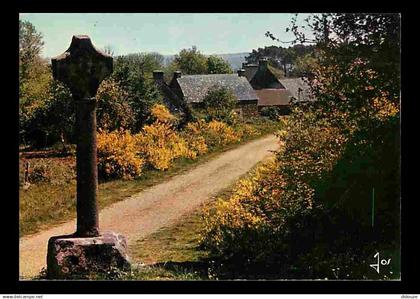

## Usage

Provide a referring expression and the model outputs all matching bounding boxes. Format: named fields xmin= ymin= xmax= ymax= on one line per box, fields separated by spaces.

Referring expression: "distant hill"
xmin=163 ymin=52 xmax=250 ymax=71
xmin=213 ymin=53 xmax=250 ymax=71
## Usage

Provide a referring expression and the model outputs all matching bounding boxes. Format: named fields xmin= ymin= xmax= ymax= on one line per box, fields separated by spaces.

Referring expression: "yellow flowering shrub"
xmin=185 ymin=120 xmax=241 ymax=149
xmin=97 ymin=103 xmax=267 ymax=178
xmin=236 ymin=123 xmax=260 ymax=138
xmin=180 ymin=132 xmax=208 ymax=160
xmin=150 ymin=103 xmax=177 ymax=123
xmin=97 ymin=129 xmax=145 ymax=180
xmin=207 ymin=120 xmax=241 ymax=146
xmin=201 ymin=159 xmax=284 ymax=258
xmin=201 ymin=110 xmax=350 ymax=262
xmin=136 ymin=121 xmax=187 ymax=170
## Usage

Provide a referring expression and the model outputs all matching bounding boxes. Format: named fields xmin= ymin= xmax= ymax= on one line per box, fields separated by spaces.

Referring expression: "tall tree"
xmin=112 ymin=53 xmax=164 ymax=131
xmin=19 ymin=20 xmax=53 ymax=145
xmin=206 ymin=55 xmax=233 ymax=74
xmin=171 ymin=46 xmax=208 ymax=75
xmin=19 ymin=20 xmax=44 ymax=83
xmin=245 ymin=44 xmax=314 ymax=76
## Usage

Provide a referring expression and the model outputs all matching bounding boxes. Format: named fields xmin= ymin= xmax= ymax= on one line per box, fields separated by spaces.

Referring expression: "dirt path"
xmin=19 ymin=135 xmax=279 ymax=279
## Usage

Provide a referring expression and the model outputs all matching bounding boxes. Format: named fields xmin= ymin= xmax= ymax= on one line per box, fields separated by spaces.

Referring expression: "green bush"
xmin=201 ymin=109 xmax=400 ymax=279
xmin=201 ymin=86 xmax=238 ymax=124
xmin=260 ymin=106 xmax=281 ymax=120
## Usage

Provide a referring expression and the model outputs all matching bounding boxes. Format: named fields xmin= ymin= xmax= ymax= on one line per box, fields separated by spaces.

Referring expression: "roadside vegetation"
xmin=201 ymin=13 xmax=400 ymax=279
xmin=20 ymin=104 xmax=279 ymax=237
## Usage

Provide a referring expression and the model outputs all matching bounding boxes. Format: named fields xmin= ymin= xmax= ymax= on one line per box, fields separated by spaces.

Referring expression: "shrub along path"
xmin=19 ymin=134 xmax=279 ymax=279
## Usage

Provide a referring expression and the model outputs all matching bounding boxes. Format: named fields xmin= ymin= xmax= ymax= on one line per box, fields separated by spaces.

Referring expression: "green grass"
xmin=20 ymin=120 xmax=280 ymax=238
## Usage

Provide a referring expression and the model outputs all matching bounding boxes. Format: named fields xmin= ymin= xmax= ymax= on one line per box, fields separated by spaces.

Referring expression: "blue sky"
xmin=19 ymin=13 xmax=313 ymax=58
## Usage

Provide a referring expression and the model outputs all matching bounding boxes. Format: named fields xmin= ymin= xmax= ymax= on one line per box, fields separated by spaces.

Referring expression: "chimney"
xmin=153 ymin=70 xmax=164 ymax=81
xmin=237 ymin=69 xmax=245 ymax=77
xmin=173 ymin=71 xmax=182 ymax=79
xmin=258 ymin=58 xmax=268 ymax=69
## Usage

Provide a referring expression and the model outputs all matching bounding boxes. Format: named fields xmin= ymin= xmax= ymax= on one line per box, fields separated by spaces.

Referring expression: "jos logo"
xmin=370 ymin=252 xmax=391 ymax=274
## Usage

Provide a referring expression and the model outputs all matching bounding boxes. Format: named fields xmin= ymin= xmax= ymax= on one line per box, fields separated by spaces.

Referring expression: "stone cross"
xmin=51 ymin=35 xmax=112 ymax=237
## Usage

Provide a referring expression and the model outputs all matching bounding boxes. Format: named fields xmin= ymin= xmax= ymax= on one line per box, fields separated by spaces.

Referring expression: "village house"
xmin=166 ymin=71 xmax=259 ymax=118
xmin=152 ymin=70 xmax=195 ymax=123
xmin=242 ymin=58 xmax=314 ymax=114
xmin=152 ymin=70 xmax=185 ymax=114
xmin=152 ymin=59 xmax=314 ymax=120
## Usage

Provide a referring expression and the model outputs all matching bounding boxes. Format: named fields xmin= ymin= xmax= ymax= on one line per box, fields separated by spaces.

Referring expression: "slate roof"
xmin=255 ymin=89 xmax=293 ymax=106
xmin=176 ymin=74 xmax=258 ymax=103
xmin=243 ymin=64 xmax=258 ymax=82
xmin=249 ymin=66 xmax=283 ymax=90
xmin=278 ymin=78 xmax=314 ymax=102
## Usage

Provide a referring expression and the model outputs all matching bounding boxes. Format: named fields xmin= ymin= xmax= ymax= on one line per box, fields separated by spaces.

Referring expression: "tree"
xmin=19 ymin=20 xmax=44 ymax=83
xmin=171 ymin=46 xmax=207 ymax=75
xmin=201 ymin=86 xmax=237 ymax=123
xmin=23 ymin=80 xmax=74 ymax=148
xmin=96 ymin=78 xmax=135 ymax=131
xmin=245 ymin=44 xmax=314 ymax=76
xmin=280 ymin=13 xmax=400 ymax=124
xmin=269 ymin=13 xmax=401 ymax=238
xmin=19 ymin=20 xmax=52 ymax=145
xmin=291 ymin=53 xmax=318 ymax=77
xmin=112 ymin=53 xmax=164 ymax=131
xmin=206 ymin=55 xmax=233 ymax=74
xmin=113 ymin=52 xmax=164 ymax=82
xmin=246 ymin=46 xmax=284 ymax=69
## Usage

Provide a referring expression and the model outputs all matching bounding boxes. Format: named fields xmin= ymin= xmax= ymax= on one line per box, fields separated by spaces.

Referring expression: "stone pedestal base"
xmin=47 ymin=231 xmax=131 ymax=279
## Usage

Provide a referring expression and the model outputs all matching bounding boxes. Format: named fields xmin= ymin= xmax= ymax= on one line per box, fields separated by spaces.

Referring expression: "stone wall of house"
xmin=237 ymin=100 xmax=258 ymax=118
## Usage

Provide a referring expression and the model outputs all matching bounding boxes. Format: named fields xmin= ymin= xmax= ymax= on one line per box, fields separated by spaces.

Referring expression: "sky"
xmin=19 ymin=13 xmax=313 ymax=58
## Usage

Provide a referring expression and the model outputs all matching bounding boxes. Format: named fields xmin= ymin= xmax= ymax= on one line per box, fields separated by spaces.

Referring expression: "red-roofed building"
xmin=255 ymin=89 xmax=293 ymax=114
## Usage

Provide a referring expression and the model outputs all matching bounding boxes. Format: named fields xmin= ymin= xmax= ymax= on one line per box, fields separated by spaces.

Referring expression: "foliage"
xmin=112 ymin=53 xmax=164 ymax=130
xmin=169 ymin=47 xmax=233 ymax=75
xmin=171 ymin=46 xmax=208 ymax=75
xmin=292 ymin=53 xmax=318 ymax=77
xmin=260 ymin=106 xmax=282 ymax=120
xmin=185 ymin=120 xmax=241 ymax=149
xmin=235 ymin=123 xmax=259 ymax=138
xmin=202 ymin=13 xmax=401 ymax=279
xmin=201 ymin=159 xmax=282 ymax=260
xmin=245 ymin=44 xmax=315 ymax=76
xmin=149 ymin=103 xmax=177 ymax=123
xmin=136 ymin=121 xmax=189 ymax=170
xmin=96 ymin=78 xmax=135 ymax=131
xmin=22 ymin=50 xmax=165 ymax=148
xmin=113 ymin=52 xmax=164 ymax=83
xmin=19 ymin=20 xmax=44 ymax=85
xmin=201 ymin=86 xmax=238 ymax=123
xmin=201 ymin=111 xmax=347 ymax=261
xmin=206 ymin=55 xmax=233 ymax=74
xmin=97 ymin=129 xmax=145 ymax=180
xmin=22 ymin=80 xmax=74 ymax=148
xmin=19 ymin=20 xmax=52 ymax=144
xmin=94 ymin=103 xmax=261 ymax=178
